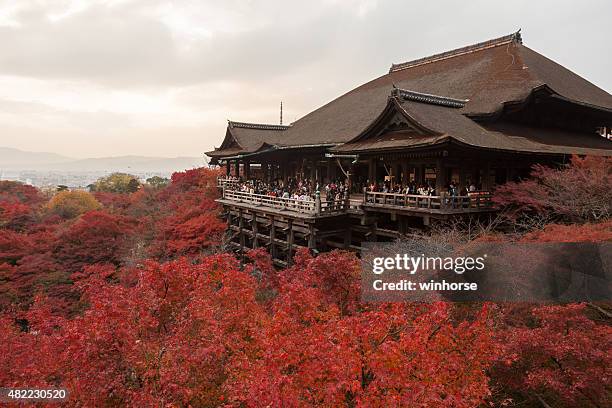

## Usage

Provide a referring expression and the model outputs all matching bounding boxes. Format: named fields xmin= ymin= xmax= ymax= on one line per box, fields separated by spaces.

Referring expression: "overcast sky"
xmin=0 ymin=0 xmax=610 ymax=158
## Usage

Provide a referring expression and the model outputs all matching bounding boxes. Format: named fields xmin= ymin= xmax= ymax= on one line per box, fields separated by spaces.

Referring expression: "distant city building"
xmin=0 ymin=170 xmax=175 ymax=189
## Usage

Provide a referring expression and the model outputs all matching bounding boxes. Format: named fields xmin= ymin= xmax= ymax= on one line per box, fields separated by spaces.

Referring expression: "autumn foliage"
xmin=0 ymin=167 xmax=223 ymax=314
xmin=494 ymin=155 xmax=611 ymax=223
xmin=491 ymin=304 xmax=612 ymax=407
xmin=0 ymin=160 xmax=610 ymax=407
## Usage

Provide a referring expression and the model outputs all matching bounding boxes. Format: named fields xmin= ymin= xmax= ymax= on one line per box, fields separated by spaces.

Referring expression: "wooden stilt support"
xmin=269 ymin=215 xmax=276 ymax=259
xmin=308 ymin=223 xmax=316 ymax=249
xmin=252 ymin=215 xmax=259 ymax=248
xmin=367 ymin=223 xmax=377 ymax=242
xmin=287 ymin=219 xmax=294 ymax=265
xmin=238 ymin=209 xmax=245 ymax=263
xmin=343 ymin=227 xmax=352 ymax=249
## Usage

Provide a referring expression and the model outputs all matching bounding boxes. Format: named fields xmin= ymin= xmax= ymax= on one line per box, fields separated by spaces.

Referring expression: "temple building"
xmin=206 ymin=31 xmax=612 ymax=266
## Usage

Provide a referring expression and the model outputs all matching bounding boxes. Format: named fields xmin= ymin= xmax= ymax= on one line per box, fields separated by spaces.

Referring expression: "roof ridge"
xmin=392 ymin=88 xmax=468 ymax=108
xmin=228 ymin=120 xmax=290 ymax=131
xmin=389 ymin=30 xmax=522 ymax=73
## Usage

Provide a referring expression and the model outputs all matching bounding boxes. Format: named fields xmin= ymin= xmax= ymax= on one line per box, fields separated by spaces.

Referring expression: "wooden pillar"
xmin=281 ymin=163 xmax=285 ymax=183
xmin=330 ymin=160 xmax=337 ymax=181
xmin=310 ymin=161 xmax=316 ymax=189
xmin=395 ymin=163 xmax=401 ymax=187
xmin=269 ymin=216 xmax=276 ymax=259
xmin=368 ymin=157 xmax=377 ymax=184
xmin=308 ymin=224 xmax=316 ymax=249
xmin=227 ymin=211 xmax=233 ymax=230
xmin=238 ymin=209 xmax=245 ymax=262
xmin=344 ymin=228 xmax=352 ymax=249
xmin=507 ymin=166 xmax=515 ymax=183
xmin=471 ymin=167 xmax=479 ymax=189
xmin=306 ymin=160 xmax=313 ymax=183
xmin=261 ymin=162 xmax=268 ymax=182
xmin=368 ymin=223 xmax=377 ymax=242
xmin=401 ymin=161 xmax=408 ymax=186
xmin=252 ymin=215 xmax=259 ymax=248
xmin=225 ymin=161 xmax=230 ymax=177
xmin=233 ymin=160 xmax=240 ymax=178
xmin=419 ymin=164 xmax=426 ymax=185
xmin=482 ymin=162 xmax=492 ymax=191
xmin=287 ymin=219 xmax=294 ymax=265
xmin=459 ymin=167 xmax=467 ymax=191
xmin=244 ymin=161 xmax=250 ymax=179
xmin=287 ymin=161 xmax=292 ymax=181
xmin=435 ymin=158 xmax=446 ymax=194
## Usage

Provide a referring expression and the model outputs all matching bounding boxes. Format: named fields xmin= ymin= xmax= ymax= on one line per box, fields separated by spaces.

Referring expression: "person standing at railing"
xmin=448 ymin=182 xmax=458 ymax=208
xmin=428 ymin=184 xmax=435 ymax=196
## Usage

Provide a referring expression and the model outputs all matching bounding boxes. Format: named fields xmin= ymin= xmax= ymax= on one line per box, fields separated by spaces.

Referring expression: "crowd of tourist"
xmin=367 ymin=181 xmax=478 ymax=196
xmin=225 ymin=177 xmax=349 ymax=203
xmin=223 ymin=176 xmax=479 ymax=200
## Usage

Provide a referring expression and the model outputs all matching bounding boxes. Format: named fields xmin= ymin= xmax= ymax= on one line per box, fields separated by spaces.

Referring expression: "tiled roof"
xmin=389 ymin=31 xmax=522 ymax=73
xmin=332 ymin=97 xmax=612 ymax=156
xmin=207 ymin=31 xmax=612 ymax=159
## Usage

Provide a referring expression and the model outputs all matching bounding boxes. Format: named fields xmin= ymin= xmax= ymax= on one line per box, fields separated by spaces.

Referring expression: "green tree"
xmin=92 ymin=173 xmax=141 ymax=194
xmin=145 ymin=176 xmax=170 ymax=190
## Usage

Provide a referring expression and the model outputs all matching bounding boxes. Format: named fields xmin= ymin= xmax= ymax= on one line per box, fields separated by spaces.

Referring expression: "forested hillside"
xmin=0 ymin=159 xmax=610 ymax=407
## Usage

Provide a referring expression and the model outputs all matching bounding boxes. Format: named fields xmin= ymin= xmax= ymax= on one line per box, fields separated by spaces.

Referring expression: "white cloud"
xmin=0 ymin=0 xmax=609 ymax=157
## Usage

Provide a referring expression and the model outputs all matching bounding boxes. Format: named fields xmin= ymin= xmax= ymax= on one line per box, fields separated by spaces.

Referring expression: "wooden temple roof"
xmin=206 ymin=121 xmax=288 ymax=158
xmin=207 ymin=31 xmax=612 ymax=160
xmin=332 ymin=92 xmax=612 ymax=156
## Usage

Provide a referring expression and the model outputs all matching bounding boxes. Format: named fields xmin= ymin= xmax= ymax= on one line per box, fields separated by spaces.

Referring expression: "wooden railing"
xmin=222 ymin=189 xmax=348 ymax=215
xmin=217 ymin=177 xmax=240 ymax=190
xmin=220 ymin=186 xmax=493 ymax=215
xmin=364 ymin=190 xmax=493 ymax=211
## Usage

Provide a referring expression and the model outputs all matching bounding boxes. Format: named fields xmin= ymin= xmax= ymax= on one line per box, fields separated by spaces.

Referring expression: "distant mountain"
xmin=0 ymin=147 xmax=207 ymax=172
xmin=0 ymin=147 xmax=74 ymax=169
xmin=52 ymin=156 xmax=207 ymax=172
